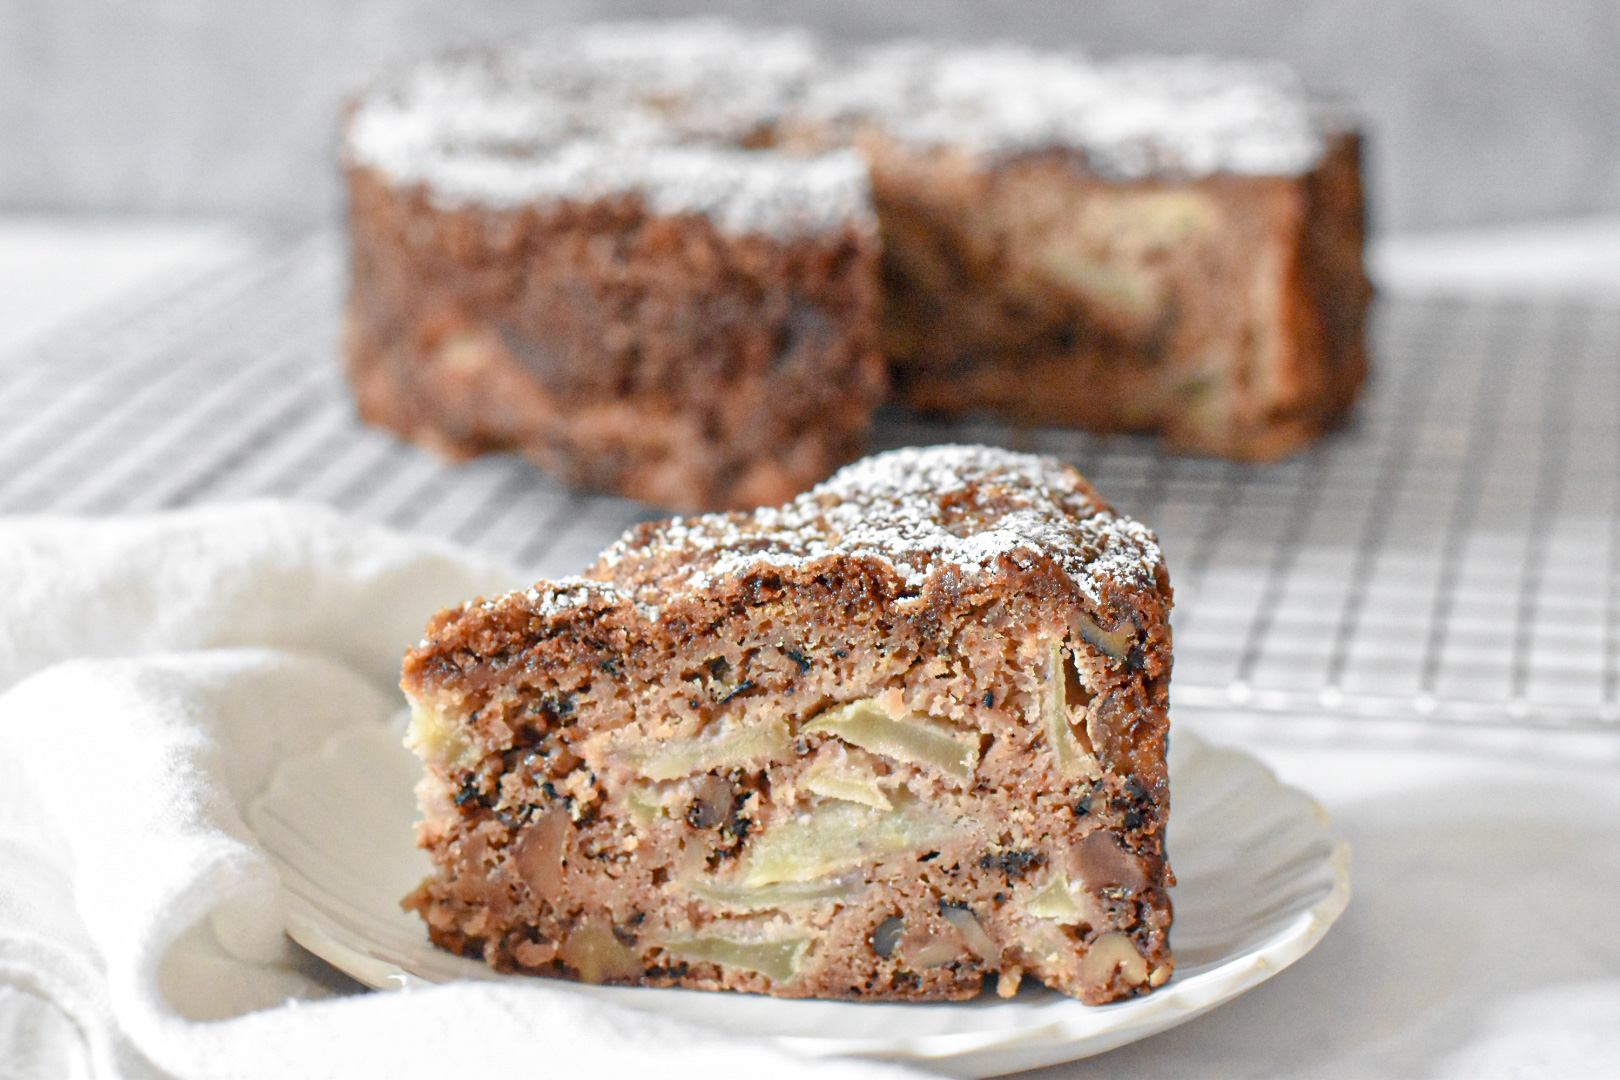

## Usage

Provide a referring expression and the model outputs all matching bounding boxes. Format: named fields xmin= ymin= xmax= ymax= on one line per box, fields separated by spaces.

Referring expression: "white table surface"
xmin=0 ymin=217 xmax=247 ymax=357
xmin=2 ymin=217 xmax=1618 ymax=1080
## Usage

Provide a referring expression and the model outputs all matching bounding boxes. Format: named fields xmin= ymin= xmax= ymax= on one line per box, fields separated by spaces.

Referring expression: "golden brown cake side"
xmin=401 ymin=446 xmax=1174 ymax=1003
xmin=1292 ymin=132 xmax=1373 ymax=443
xmin=344 ymin=165 xmax=885 ymax=513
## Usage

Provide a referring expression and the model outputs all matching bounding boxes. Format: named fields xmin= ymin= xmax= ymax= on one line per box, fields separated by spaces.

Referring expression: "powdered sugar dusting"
xmin=593 ymin=445 xmax=1164 ymax=608
xmin=804 ymin=41 xmax=1325 ymax=178
xmin=506 ymin=576 xmax=624 ymax=619
xmin=348 ymin=19 xmax=1330 ymax=237
xmin=347 ymin=20 xmax=873 ymax=238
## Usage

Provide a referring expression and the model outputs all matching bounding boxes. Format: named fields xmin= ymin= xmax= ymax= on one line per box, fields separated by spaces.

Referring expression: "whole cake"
xmin=401 ymin=445 xmax=1175 ymax=1003
xmin=346 ymin=21 xmax=1369 ymax=509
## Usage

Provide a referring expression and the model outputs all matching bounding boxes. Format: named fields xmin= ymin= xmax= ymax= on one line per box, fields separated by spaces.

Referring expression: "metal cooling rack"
xmin=3 ymin=231 xmax=1617 ymax=731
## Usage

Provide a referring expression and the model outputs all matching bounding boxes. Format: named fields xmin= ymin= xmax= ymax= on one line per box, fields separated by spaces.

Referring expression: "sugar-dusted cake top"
xmin=346 ymin=20 xmax=874 ymax=238
xmin=803 ymin=42 xmax=1327 ymax=179
xmin=348 ymin=19 xmax=1332 ymax=235
xmin=570 ymin=445 xmax=1164 ymax=612
xmin=349 ymin=20 xmax=816 ymax=157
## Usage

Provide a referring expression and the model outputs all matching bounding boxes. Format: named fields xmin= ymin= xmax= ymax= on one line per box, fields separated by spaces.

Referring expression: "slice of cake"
xmin=798 ymin=43 xmax=1370 ymax=462
xmin=401 ymin=445 xmax=1174 ymax=1003
xmin=343 ymin=24 xmax=885 ymax=513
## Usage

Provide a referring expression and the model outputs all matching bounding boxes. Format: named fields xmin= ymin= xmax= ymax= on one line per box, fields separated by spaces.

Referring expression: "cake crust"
xmin=402 ymin=446 xmax=1174 ymax=1003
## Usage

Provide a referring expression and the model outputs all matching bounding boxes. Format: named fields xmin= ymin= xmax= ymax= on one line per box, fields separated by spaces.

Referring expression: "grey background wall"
xmin=2 ymin=0 xmax=1617 ymax=232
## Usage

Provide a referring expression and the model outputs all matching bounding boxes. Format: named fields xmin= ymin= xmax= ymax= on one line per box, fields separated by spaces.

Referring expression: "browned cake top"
xmin=495 ymin=446 xmax=1164 ymax=621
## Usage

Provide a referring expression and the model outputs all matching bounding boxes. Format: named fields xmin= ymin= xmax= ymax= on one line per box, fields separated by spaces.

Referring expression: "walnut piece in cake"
xmin=402 ymin=445 xmax=1174 ymax=1002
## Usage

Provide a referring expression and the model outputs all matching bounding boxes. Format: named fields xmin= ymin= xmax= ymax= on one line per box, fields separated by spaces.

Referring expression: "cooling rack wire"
xmin=4 ymin=232 xmax=1616 ymax=731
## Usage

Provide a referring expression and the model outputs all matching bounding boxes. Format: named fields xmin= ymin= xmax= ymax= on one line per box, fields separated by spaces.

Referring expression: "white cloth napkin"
xmin=0 ymin=502 xmax=918 ymax=1080
xmin=6 ymin=501 xmax=1619 ymax=1080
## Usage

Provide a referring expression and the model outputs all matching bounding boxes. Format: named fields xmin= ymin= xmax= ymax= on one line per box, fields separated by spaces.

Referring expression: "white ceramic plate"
xmin=248 ymin=724 xmax=1349 ymax=1078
